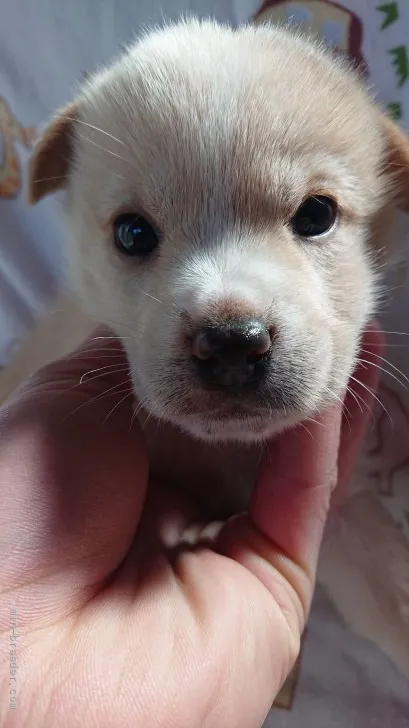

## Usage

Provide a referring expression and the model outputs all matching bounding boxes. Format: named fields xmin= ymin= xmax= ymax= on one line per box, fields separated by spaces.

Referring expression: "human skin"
xmin=0 ymin=325 xmax=382 ymax=728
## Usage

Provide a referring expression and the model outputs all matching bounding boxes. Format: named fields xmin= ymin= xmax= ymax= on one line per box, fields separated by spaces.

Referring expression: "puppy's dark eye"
xmin=114 ymin=213 xmax=159 ymax=256
xmin=291 ymin=196 xmax=337 ymax=238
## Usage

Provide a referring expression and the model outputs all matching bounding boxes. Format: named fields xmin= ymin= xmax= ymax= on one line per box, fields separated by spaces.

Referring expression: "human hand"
xmin=0 ymin=325 xmax=382 ymax=728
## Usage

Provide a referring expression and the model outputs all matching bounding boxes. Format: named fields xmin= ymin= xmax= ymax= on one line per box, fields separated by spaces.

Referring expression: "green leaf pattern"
xmin=377 ymin=2 xmax=399 ymax=30
xmin=377 ymin=2 xmax=407 ymax=118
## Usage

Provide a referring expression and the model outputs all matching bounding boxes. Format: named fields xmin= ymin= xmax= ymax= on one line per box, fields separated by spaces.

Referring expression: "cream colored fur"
xmin=4 ymin=19 xmax=409 ymax=673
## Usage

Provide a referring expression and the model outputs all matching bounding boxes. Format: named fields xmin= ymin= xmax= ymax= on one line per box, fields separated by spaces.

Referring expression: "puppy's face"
xmin=30 ymin=21 xmax=409 ymax=443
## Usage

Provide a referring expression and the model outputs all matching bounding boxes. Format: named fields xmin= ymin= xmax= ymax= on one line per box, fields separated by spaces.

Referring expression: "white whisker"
xmin=364 ymin=329 xmax=409 ymax=337
xmin=346 ymin=384 xmax=377 ymax=425
xmin=103 ymin=390 xmax=134 ymax=423
xmin=360 ymin=349 xmax=409 ymax=388
xmin=299 ymin=421 xmax=315 ymax=440
xmin=77 ymin=133 xmax=129 ymax=162
xmin=63 ymin=381 xmax=133 ymax=421
xmin=356 ymin=357 xmax=409 ymax=393
xmin=78 ymin=363 xmax=130 ymax=384
xmin=64 ymin=116 xmax=126 ymax=146
xmin=32 ymin=175 xmax=67 ymax=184
xmin=348 ymin=374 xmax=393 ymax=431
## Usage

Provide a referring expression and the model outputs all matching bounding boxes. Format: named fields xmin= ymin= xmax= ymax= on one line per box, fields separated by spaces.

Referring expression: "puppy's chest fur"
xmin=142 ymin=417 xmax=263 ymax=516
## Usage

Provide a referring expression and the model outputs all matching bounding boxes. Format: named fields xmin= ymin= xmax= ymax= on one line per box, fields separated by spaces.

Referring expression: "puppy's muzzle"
xmin=192 ymin=318 xmax=273 ymax=390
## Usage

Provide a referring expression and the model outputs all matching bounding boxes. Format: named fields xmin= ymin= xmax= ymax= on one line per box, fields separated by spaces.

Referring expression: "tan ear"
xmin=28 ymin=101 xmax=78 ymax=204
xmin=381 ymin=114 xmax=409 ymax=213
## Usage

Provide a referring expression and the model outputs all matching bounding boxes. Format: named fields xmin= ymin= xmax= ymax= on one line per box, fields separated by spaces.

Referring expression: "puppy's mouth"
xmin=141 ymin=371 xmax=313 ymax=442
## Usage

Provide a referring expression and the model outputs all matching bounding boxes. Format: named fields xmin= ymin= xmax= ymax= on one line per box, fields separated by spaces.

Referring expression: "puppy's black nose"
xmin=192 ymin=319 xmax=272 ymax=389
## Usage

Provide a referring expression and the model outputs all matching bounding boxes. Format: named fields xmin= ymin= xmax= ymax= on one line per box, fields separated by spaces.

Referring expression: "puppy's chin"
xmin=175 ymin=410 xmax=305 ymax=444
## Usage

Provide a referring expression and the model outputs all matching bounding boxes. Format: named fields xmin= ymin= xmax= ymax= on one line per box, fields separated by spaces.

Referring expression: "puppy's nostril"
xmin=246 ymin=324 xmax=272 ymax=361
xmin=192 ymin=330 xmax=214 ymax=361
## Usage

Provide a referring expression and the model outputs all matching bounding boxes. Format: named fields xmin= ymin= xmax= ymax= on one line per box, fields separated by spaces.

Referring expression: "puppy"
xmin=25 ymin=17 xmax=409 ymax=655
xmin=27 ymin=19 xmax=409 ymax=515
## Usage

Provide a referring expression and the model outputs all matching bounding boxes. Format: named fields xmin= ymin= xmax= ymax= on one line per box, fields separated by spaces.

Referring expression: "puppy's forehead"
xmin=77 ymin=22 xmax=383 ymax=223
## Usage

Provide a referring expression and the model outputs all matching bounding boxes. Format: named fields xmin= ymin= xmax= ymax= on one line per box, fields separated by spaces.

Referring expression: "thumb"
xmin=216 ymin=406 xmax=342 ymax=641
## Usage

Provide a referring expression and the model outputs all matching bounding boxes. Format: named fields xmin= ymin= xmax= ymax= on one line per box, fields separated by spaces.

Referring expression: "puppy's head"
xmin=29 ymin=20 xmax=409 ymax=443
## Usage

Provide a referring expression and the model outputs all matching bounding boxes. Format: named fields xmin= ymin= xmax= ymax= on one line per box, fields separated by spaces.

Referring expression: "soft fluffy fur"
xmin=24 ymin=19 xmax=409 ymax=667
